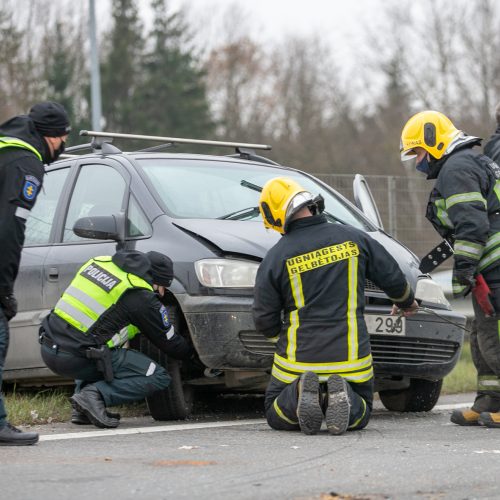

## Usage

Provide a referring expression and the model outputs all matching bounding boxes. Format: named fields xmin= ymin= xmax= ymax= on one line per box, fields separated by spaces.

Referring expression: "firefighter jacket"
xmin=0 ymin=115 xmax=47 ymax=295
xmin=252 ymin=215 xmax=414 ymax=385
xmin=44 ymin=251 xmax=191 ymax=360
xmin=425 ymin=143 xmax=500 ymax=285
xmin=485 ymin=125 xmax=500 ymax=165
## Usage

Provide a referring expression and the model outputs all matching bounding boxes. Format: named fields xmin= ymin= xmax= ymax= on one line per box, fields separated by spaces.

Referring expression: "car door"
xmin=42 ymin=158 xmax=131 ymax=308
xmin=5 ymin=165 xmax=72 ymax=376
xmin=352 ymin=174 xmax=384 ymax=229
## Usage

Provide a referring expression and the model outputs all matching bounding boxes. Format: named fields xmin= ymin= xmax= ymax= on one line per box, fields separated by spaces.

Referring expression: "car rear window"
xmin=137 ymin=158 xmax=370 ymax=231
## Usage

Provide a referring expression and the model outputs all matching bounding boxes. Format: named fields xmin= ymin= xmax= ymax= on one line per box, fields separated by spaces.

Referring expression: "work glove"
xmin=0 ymin=294 xmax=18 ymax=321
xmin=452 ymin=265 xmax=476 ymax=299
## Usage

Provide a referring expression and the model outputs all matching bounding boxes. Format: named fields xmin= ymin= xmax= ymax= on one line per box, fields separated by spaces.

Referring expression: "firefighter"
xmin=253 ymin=177 xmax=418 ymax=435
xmin=39 ymin=250 xmax=194 ymax=429
xmin=484 ymin=103 xmax=500 ymax=164
xmin=400 ymin=110 xmax=500 ymax=428
xmin=0 ymin=101 xmax=70 ymax=446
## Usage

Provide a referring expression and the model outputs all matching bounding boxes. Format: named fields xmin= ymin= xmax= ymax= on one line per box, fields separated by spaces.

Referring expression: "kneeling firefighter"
xmin=40 ymin=250 xmax=194 ymax=428
xmin=252 ymin=177 xmax=418 ymax=435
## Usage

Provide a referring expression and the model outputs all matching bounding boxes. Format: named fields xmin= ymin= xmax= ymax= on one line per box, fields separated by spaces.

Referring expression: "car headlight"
xmin=194 ymin=259 xmax=259 ymax=288
xmin=415 ymin=277 xmax=451 ymax=309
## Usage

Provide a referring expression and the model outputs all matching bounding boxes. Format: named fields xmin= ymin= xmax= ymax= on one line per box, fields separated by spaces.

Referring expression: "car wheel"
xmin=378 ymin=378 xmax=443 ymax=412
xmin=139 ymin=305 xmax=194 ymax=420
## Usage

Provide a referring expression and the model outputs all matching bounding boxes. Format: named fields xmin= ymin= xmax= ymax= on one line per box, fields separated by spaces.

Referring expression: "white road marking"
xmin=38 ymin=402 xmax=472 ymax=442
xmin=39 ymin=418 xmax=266 ymax=442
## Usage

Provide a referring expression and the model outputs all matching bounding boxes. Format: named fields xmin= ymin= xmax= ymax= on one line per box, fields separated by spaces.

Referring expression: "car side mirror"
xmin=73 ymin=213 xmax=125 ymax=242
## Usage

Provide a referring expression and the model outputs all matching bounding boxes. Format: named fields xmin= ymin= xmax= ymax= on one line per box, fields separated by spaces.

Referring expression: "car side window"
xmin=63 ymin=164 xmax=126 ymax=242
xmin=24 ymin=168 xmax=69 ymax=246
xmin=127 ymin=195 xmax=152 ymax=238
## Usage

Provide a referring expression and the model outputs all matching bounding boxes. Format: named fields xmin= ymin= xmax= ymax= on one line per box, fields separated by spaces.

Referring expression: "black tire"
xmin=139 ymin=305 xmax=194 ymax=420
xmin=378 ymin=378 xmax=443 ymax=412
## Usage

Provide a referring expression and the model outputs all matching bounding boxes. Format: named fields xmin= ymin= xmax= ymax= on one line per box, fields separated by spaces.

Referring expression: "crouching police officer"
xmin=253 ymin=177 xmax=418 ymax=435
xmin=39 ymin=250 xmax=193 ymax=428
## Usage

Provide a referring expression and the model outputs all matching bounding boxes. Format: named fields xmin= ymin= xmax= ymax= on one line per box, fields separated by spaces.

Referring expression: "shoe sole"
xmin=450 ymin=411 xmax=479 ymax=426
xmin=478 ymin=415 xmax=500 ymax=428
xmin=0 ymin=437 xmax=39 ymax=446
xmin=70 ymin=394 xmax=119 ymax=429
xmin=297 ymin=372 xmax=323 ymax=435
xmin=325 ymin=375 xmax=350 ymax=435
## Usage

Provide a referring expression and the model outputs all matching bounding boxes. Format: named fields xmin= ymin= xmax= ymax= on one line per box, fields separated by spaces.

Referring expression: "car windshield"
xmin=137 ymin=158 xmax=372 ymax=231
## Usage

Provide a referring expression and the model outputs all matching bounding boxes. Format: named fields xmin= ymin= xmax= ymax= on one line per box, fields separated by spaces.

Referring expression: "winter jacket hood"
xmin=112 ymin=250 xmax=154 ymax=285
xmin=0 ymin=115 xmax=49 ymax=162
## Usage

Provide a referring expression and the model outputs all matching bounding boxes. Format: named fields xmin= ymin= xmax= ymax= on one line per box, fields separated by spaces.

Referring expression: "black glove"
xmin=0 ymin=294 xmax=18 ymax=321
xmin=452 ymin=266 xmax=476 ymax=298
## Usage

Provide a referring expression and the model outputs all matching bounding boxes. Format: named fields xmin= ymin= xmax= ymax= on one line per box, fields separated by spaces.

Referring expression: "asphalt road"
xmin=1 ymin=392 xmax=499 ymax=500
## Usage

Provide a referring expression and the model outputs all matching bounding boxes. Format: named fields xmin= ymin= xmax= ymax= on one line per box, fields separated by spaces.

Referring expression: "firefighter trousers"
xmin=470 ymin=286 xmax=500 ymax=412
xmin=264 ymin=373 xmax=373 ymax=431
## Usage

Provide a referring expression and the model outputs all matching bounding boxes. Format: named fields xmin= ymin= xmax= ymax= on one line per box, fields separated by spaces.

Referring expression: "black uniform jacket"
xmin=0 ymin=116 xmax=47 ymax=295
xmin=425 ymin=143 xmax=500 ymax=281
xmin=485 ymin=125 xmax=500 ymax=165
xmin=252 ymin=215 xmax=414 ymax=384
xmin=42 ymin=251 xmax=191 ymax=360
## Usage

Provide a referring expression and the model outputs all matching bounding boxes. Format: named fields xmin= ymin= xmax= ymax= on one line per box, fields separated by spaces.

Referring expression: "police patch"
xmin=159 ymin=305 xmax=171 ymax=327
xmin=22 ymin=180 xmax=37 ymax=201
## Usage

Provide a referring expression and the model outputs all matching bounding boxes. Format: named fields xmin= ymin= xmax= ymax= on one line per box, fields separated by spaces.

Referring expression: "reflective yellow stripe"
xmin=268 ymin=335 xmax=279 ymax=344
xmin=388 ymin=282 xmax=411 ymax=303
xmin=347 ymin=256 xmax=358 ymax=360
xmin=286 ymin=272 xmax=304 ymax=361
xmin=272 ymin=363 xmax=373 ymax=383
xmin=272 ymin=365 xmax=298 ymax=383
xmin=340 ymin=368 xmax=373 ymax=384
xmin=273 ymin=399 xmax=298 ymax=425
xmin=348 ymin=398 xmax=367 ymax=429
xmin=274 ymin=352 xmax=372 ymax=372
xmin=445 ymin=192 xmax=486 ymax=210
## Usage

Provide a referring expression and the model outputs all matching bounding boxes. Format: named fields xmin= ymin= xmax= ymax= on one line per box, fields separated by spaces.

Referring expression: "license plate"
xmin=365 ymin=314 xmax=406 ymax=336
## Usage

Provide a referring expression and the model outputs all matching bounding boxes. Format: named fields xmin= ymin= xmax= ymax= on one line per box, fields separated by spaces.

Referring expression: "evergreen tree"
xmin=101 ymin=0 xmax=144 ymax=131
xmin=133 ymin=0 xmax=212 ymax=138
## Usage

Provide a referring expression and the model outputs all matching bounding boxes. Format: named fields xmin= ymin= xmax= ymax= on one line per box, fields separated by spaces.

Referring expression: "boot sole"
xmin=297 ymin=372 xmax=323 ymax=435
xmin=0 ymin=436 xmax=39 ymax=446
xmin=450 ymin=411 xmax=479 ymax=426
xmin=325 ymin=375 xmax=350 ymax=435
xmin=70 ymin=394 xmax=119 ymax=429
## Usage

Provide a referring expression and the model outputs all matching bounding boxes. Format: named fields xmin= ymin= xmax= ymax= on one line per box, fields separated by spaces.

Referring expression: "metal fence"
xmin=313 ymin=174 xmax=447 ymax=265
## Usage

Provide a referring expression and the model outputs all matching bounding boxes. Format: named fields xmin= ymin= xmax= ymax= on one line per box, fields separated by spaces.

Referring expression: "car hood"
xmin=173 ymin=219 xmax=280 ymax=258
xmin=173 ymin=219 xmax=421 ymax=281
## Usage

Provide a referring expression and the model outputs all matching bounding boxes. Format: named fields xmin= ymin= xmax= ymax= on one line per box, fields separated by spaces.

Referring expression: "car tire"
xmin=378 ymin=378 xmax=443 ymax=412
xmin=139 ymin=305 xmax=194 ymax=420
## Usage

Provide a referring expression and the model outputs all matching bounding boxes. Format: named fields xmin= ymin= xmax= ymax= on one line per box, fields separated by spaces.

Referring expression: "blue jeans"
xmin=0 ymin=308 xmax=9 ymax=427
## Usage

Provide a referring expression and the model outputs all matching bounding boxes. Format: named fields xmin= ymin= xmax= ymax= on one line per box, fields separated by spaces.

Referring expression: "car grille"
xmin=365 ymin=279 xmax=383 ymax=293
xmin=239 ymin=332 xmax=460 ymax=364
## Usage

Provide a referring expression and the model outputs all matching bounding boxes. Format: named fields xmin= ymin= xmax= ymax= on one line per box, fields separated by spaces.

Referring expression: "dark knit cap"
xmin=147 ymin=251 xmax=174 ymax=286
xmin=29 ymin=101 xmax=71 ymax=137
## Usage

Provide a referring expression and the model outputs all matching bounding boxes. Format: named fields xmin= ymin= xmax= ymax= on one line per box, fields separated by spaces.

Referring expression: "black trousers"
xmin=264 ymin=372 xmax=373 ymax=431
xmin=41 ymin=344 xmax=170 ymax=407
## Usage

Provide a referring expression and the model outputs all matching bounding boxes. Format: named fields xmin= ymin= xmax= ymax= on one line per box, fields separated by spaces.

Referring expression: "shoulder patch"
xmin=22 ymin=176 xmax=40 ymax=201
xmin=159 ymin=305 xmax=170 ymax=327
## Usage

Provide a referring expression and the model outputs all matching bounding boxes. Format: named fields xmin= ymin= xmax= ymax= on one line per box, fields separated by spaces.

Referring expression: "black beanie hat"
xmin=147 ymin=251 xmax=174 ymax=286
xmin=29 ymin=101 xmax=71 ymax=137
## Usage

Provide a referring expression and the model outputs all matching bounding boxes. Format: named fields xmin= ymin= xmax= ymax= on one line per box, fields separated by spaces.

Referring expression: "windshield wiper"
xmin=218 ymin=206 xmax=261 ymax=221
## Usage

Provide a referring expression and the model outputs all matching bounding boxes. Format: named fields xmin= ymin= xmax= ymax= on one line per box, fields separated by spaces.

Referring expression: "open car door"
xmin=353 ymin=174 xmax=384 ymax=230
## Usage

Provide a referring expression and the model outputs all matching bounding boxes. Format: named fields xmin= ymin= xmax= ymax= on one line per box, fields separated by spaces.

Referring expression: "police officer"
xmin=39 ymin=250 xmax=193 ymax=429
xmin=484 ymin=103 xmax=500 ymax=165
xmin=0 ymin=101 xmax=70 ymax=446
xmin=400 ymin=110 xmax=500 ymax=428
xmin=253 ymin=177 xmax=418 ymax=435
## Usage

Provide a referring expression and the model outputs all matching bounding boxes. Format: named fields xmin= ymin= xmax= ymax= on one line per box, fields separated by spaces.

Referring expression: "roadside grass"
xmin=3 ymin=341 xmax=476 ymax=426
xmin=442 ymin=341 xmax=476 ymax=394
xmin=3 ymin=385 xmax=148 ymax=427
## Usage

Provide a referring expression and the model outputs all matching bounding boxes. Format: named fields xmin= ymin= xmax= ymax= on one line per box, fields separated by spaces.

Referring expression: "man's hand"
xmin=391 ymin=300 xmax=419 ymax=317
xmin=0 ymin=294 xmax=18 ymax=321
xmin=452 ymin=266 xmax=476 ymax=298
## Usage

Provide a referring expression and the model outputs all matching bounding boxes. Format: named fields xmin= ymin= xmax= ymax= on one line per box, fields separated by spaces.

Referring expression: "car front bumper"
xmin=177 ymin=295 xmax=466 ymax=381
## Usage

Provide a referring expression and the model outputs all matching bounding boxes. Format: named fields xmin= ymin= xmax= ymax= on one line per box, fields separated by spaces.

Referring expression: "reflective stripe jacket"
xmin=54 ymin=256 xmax=153 ymax=333
xmin=425 ymin=146 xmax=500 ymax=278
xmin=252 ymin=215 xmax=414 ymax=384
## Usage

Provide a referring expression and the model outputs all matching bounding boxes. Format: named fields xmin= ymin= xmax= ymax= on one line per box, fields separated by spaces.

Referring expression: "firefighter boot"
xmin=478 ymin=412 xmax=500 ymax=428
xmin=450 ymin=408 xmax=481 ymax=426
xmin=70 ymin=386 xmax=119 ymax=429
xmin=325 ymin=374 xmax=350 ymax=435
xmin=297 ymin=371 xmax=323 ymax=435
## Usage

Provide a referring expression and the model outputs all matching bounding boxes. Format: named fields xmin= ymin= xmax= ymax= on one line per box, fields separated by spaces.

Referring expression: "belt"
xmin=39 ymin=333 xmax=86 ymax=357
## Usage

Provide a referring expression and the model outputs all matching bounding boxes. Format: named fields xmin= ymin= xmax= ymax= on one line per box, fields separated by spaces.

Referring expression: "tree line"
xmin=1 ymin=0 xmax=499 ymax=176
